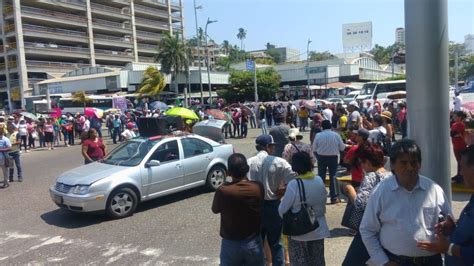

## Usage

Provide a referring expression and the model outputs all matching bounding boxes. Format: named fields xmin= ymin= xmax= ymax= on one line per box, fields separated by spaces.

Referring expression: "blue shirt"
xmin=0 ymin=136 xmax=12 ymax=160
xmin=446 ymin=195 xmax=474 ymax=266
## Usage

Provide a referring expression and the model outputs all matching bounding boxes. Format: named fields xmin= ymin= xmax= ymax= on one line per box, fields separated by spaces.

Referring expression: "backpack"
xmin=376 ymin=129 xmax=390 ymax=155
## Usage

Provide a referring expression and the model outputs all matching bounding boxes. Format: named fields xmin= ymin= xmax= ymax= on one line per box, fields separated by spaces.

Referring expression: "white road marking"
xmin=29 ymin=236 xmax=66 ymax=251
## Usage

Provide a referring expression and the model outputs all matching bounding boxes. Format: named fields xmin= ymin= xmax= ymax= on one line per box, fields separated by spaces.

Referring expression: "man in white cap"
xmin=347 ymin=100 xmax=362 ymax=130
xmin=282 ymin=128 xmax=315 ymax=164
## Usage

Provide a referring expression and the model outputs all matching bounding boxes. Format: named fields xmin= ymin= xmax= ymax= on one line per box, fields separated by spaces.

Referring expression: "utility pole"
xmin=306 ymin=39 xmax=312 ymax=99
xmin=205 ymin=17 xmax=217 ymax=105
xmin=253 ymin=59 xmax=258 ymax=102
xmin=193 ymin=0 xmax=204 ymax=104
xmin=454 ymin=50 xmax=459 ymax=90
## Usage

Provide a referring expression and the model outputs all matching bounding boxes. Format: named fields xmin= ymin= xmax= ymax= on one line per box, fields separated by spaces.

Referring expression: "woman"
xmin=278 ymin=151 xmax=330 ymax=266
xmin=18 ymin=119 xmax=28 ymax=152
xmin=121 ymin=122 xmax=136 ymax=140
xmin=381 ymin=110 xmax=394 ymax=144
xmin=26 ymin=120 xmax=36 ymax=150
xmin=82 ymin=128 xmax=106 ymax=164
xmin=342 ymin=142 xmax=392 ymax=266
xmin=417 ymin=144 xmax=474 ymax=265
xmin=451 ymin=111 xmax=467 ymax=184
xmin=44 ymin=118 xmax=54 ymax=150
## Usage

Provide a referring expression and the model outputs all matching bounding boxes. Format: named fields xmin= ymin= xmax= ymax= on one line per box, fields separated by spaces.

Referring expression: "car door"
xmin=141 ymin=140 xmax=184 ymax=197
xmin=180 ymin=138 xmax=214 ymax=185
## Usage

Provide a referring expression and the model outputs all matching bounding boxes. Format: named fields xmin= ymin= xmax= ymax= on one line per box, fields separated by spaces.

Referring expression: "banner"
xmin=112 ymin=96 xmax=128 ymax=112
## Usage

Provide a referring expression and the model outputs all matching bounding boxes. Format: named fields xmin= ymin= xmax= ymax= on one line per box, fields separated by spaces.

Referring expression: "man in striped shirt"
xmin=313 ymin=120 xmax=346 ymax=204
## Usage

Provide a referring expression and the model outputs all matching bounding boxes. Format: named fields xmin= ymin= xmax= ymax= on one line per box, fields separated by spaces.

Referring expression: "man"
xmin=269 ymin=121 xmax=291 ymax=158
xmin=7 ymin=124 xmax=22 ymax=182
xmin=367 ymin=115 xmax=387 ymax=144
xmin=347 ymin=101 xmax=362 ymax=130
xmin=112 ymin=114 xmax=121 ymax=144
xmin=343 ymin=128 xmax=370 ymax=188
xmin=454 ymin=91 xmax=463 ymax=112
xmin=322 ymin=102 xmax=333 ymax=122
xmin=282 ymin=128 xmax=315 ymax=164
xmin=212 ymin=153 xmax=264 ymax=265
xmin=360 ymin=139 xmax=452 ymax=266
xmin=313 ymin=120 xmax=346 ymax=204
xmin=247 ymin=134 xmax=296 ymax=266
xmin=298 ymin=106 xmax=309 ymax=132
xmin=0 ymin=125 xmax=11 ymax=188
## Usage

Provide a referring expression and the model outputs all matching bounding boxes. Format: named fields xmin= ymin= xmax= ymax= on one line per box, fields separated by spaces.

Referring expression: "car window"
xmin=149 ymin=140 xmax=179 ymax=163
xmin=102 ymin=139 xmax=159 ymax=166
xmin=181 ymin=138 xmax=213 ymax=159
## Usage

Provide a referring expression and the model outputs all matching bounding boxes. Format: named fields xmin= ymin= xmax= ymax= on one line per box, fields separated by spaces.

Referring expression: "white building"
xmin=395 ymin=27 xmax=405 ymax=45
xmin=342 ymin=22 xmax=373 ymax=52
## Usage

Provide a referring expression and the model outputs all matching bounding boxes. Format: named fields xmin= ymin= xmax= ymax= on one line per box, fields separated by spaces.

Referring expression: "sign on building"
xmin=342 ymin=21 xmax=372 ymax=53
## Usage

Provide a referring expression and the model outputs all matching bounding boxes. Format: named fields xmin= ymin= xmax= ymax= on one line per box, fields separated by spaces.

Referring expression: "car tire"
xmin=206 ymin=165 xmax=226 ymax=191
xmin=106 ymin=187 xmax=138 ymax=219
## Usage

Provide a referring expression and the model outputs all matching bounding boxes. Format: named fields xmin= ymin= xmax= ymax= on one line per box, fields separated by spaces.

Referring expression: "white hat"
xmin=288 ymin=128 xmax=301 ymax=139
xmin=349 ymin=100 xmax=359 ymax=108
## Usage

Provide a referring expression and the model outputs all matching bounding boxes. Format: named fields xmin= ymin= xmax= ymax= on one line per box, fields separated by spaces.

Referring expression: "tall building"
xmin=395 ymin=27 xmax=405 ymax=45
xmin=464 ymin=34 xmax=474 ymax=55
xmin=0 ymin=0 xmax=183 ymax=109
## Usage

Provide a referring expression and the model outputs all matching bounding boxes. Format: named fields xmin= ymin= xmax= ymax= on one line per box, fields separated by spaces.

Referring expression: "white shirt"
xmin=368 ymin=126 xmax=387 ymax=143
xmin=278 ymin=176 xmax=330 ymax=241
xmin=247 ymin=151 xmax=296 ymax=201
xmin=121 ymin=129 xmax=136 ymax=140
xmin=312 ymin=129 xmax=345 ymax=156
xmin=82 ymin=120 xmax=90 ymax=132
xmin=454 ymin=95 xmax=462 ymax=111
xmin=322 ymin=108 xmax=333 ymax=122
xmin=360 ymin=174 xmax=452 ymax=266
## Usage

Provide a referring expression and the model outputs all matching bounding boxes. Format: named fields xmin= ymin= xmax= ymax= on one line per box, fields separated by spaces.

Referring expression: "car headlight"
xmin=71 ymin=185 xmax=90 ymax=195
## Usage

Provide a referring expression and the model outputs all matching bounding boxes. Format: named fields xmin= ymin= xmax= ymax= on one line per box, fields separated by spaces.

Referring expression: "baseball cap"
xmin=349 ymin=100 xmax=359 ymax=109
xmin=256 ymin=134 xmax=276 ymax=147
xmin=357 ymin=128 xmax=370 ymax=140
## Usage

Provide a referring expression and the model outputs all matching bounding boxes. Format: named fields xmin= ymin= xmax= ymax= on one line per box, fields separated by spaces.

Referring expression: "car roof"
xmin=133 ymin=131 xmax=220 ymax=145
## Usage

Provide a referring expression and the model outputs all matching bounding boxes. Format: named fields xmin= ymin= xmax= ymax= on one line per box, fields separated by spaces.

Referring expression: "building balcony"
xmin=21 ymin=6 xmax=87 ymax=28
xmin=135 ymin=17 xmax=169 ymax=31
xmin=138 ymin=56 xmax=156 ymax=63
xmin=91 ymin=2 xmax=130 ymax=20
xmin=24 ymin=42 xmax=91 ymax=59
xmin=136 ymin=30 xmax=164 ymax=42
xmin=94 ymin=34 xmax=133 ymax=48
xmin=25 ymin=60 xmax=90 ymax=74
xmin=137 ymin=43 xmax=157 ymax=53
xmin=22 ymin=24 xmax=88 ymax=44
xmin=92 ymin=18 xmax=132 ymax=34
xmin=95 ymin=49 xmax=134 ymax=62
xmin=133 ymin=4 xmax=169 ymax=19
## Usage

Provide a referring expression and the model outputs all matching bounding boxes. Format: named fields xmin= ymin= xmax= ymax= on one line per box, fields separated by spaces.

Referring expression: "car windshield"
xmin=102 ymin=139 xmax=160 ymax=166
xmin=360 ymin=83 xmax=376 ymax=95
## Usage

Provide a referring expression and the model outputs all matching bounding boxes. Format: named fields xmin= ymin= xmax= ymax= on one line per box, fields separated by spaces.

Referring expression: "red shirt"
xmin=83 ymin=138 xmax=105 ymax=160
xmin=451 ymin=121 xmax=467 ymax=151
xmin=344 ymin=145 xmax=364 ymax=183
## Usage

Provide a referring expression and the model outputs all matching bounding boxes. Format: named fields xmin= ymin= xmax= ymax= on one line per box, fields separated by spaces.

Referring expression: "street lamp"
xmin=306 ymin=39 xmax=312 ymax=99
xmin=193 ymin=0 xmax=204 ymax=104
xmin=205 ymin=18 xmax=217 ymax=105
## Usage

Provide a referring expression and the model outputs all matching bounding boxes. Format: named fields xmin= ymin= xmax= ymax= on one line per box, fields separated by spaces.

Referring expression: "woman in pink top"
xmin=44 ymin=118 xmax=55 ymax=150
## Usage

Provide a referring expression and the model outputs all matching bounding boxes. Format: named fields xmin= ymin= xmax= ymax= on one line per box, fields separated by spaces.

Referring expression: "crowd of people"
xmin=211 ymin=98 xmax=473 ymax=266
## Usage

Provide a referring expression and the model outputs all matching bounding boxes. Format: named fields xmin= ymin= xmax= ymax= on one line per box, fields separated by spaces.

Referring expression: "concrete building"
xmin=395 ymin=27 xmax=405 ymax=45
xmin=248 ymin=47 xmax=301 ymax=63
xmin=0 ymin=0 xmax=184 ymax=110
xmin=189 ymin=40 xmax=227 ymax=69
xmin=464 ymin=34 xmax=474 ymax=55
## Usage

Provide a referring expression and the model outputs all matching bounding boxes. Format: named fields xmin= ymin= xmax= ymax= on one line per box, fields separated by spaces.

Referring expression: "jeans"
xmin=20 ymin=135 xmax=27 ymax=151
xmin=241 ymin=123 xmax=248 ymax=138
xmin=0 ymin=159 xmax=8 ymax=186
xmin=233 ymin=123 xmax=240 ymax=137
xmin=224 ymin=123 xmax=233 ymax=138
xmin=67 ymin=131 xmax=74 ymax=145
xmin=262 ymin=200 xmax=284 ymax=266
xmin=342 ymin=232 xmax=369 ymax=266
xmin=220 ymin=236 xmax=264 ymax=266
xmin=266 ymin=115 xmax=273 ymax=127
xmin=260 ymin=119 xmax=268 ymax=135
xmin=250 ymin=116 xmax=256 ymax=128
xmin=8 ymin=151 xmax=22 ymax=180
xmin=112 ymin=127 xmax=121 ymax=144
xmin=28 ymin=135 xmax=35 ymax=149
xmin=316 ymin=154 xmax=339 ymax=200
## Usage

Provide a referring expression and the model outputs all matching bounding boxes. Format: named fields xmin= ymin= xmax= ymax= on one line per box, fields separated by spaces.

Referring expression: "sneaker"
xmin=330 ymin=198 xmax=342 ymax=205
xmin=8 ymin=178 xmax=13 ymax=182
xmin=26 ymin=150 xmax=31 ymax=153
xmin=2 ymin=183 xmax=9 ymax=188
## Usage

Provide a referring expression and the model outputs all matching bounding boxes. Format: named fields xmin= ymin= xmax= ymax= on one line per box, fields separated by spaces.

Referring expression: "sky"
xmin=182 ymin=0 xmax=474 ymax=56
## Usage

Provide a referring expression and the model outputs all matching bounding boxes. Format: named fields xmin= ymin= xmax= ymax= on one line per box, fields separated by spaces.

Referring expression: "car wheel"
xmin=106 ymin=187 xmax=138 ymax=219
xmin=206 ymin=165 xmax=226 ymax=191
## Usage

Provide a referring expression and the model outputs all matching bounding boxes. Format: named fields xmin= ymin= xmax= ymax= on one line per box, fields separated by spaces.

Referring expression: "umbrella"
xmin=165 ymin=107 xmax=199 ymax=120
xmin=228 ymin=103 xmax=252 ymax=114
xmin=205 ymin=109 xmax=228 ymax=121
xmin=84 ymin=107 xmax=104 ymax=119
xmin=462 ymin=102 xmax=474 ymax=112
xmin=387 ymin=91 xmax=407 ymax=100
xmin=104 ymin=108 xmax=120 ymax=114
xmin=20 ymin=112 xmax=38 ymax=121
xmin=301 ymin=99 xmax=317 ymax=110
xmin=149 ymin=101 xmax=168 ymax=111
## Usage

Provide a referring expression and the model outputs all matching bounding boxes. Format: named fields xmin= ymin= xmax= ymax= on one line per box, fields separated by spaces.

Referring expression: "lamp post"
xmin=306 ymin=39 xmax=312 ymax=99
xmin=205 ymin=18 xmax=217 ymax=105
xmin=193 ymin=0 xmax=204 ymax=105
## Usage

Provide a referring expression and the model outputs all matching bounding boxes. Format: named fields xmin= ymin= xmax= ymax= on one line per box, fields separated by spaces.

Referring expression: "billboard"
xmin=342 ymin=22 xmax=372 ymax=52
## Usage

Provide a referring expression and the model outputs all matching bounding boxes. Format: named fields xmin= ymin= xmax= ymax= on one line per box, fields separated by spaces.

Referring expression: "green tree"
xmin=265 ymin=50 xmax=282 ymax=63
xmin=138 ymin=66 xmax=166 ymax=98
xmin=222 ymin=40 xmax=230 ymax=55
xmin=155 ymin=33 xmax=188 ymax=95
xmin=237 ymin=28 xmax=247 ymax=51
xmin=309 ymin=51 xmax=335 ymax=61
xmin=370 ymin=43 xmax=405 ymax=64
xmin=72 ymin=91 xmax=92 ymax=108
xmin=255 ymin=58 xmax=276 ymax=65
xmin=265 ymin=42 xmax=276 ymax=50
xmin=219 ymin=68 xmax=281 ymax=102
xmin=460 ymin=55 xmax=474 ymax=81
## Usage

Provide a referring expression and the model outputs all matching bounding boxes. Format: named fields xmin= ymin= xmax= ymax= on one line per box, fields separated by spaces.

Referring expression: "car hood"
xmin=57 ymin=162 xmax=130 ymax=185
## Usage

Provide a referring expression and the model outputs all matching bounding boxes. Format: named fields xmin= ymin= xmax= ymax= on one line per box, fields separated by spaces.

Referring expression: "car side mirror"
xmin=145 ymin=160 xmax=161 ymax=168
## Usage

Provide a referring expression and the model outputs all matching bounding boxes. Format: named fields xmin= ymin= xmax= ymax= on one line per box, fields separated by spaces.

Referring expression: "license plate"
xmin=53 ymin=195 xmax=63 ymax=204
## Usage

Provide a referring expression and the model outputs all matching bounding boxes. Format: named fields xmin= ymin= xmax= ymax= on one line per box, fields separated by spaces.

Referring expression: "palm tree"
xmin=138 ymin=66 xmax=166 ymax=98
xmin=72 ymin=91 xmax=92 ymax=108
xmin=222 ymin=40 xmax=230 ymax=55
xmin=154 ymin=33 xmax=188 ymax=97
xmin=237 ymin=28 xmax=247 ymax=51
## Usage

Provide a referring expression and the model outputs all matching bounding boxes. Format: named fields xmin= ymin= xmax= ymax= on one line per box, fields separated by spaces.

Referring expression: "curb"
xmin=323 ymin=176 xmax=473 ymax=194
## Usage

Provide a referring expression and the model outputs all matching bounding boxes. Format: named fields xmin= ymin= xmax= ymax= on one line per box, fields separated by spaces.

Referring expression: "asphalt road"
xmin=0 ymin=128 xmax=470 ymax=265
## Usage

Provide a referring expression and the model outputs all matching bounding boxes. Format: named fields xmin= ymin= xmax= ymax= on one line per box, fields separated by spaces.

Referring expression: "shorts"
xmin=45 ymin=132 xmax=54 ymax=142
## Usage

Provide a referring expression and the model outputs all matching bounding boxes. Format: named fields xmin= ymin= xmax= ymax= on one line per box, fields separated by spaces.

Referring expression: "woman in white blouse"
xmin=278 ymin=151 xmax=330 ymax=266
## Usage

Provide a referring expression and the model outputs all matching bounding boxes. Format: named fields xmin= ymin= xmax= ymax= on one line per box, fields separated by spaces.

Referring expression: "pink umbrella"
xmin=462 ymin=102 xmax=474 ymax=112
xmin=84 ymin=107 xmax=104 ymax=118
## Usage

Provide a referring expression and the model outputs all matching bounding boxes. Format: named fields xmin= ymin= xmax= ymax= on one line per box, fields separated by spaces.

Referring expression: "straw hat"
xmin=381 ymin=111 xmax=392 ymax=120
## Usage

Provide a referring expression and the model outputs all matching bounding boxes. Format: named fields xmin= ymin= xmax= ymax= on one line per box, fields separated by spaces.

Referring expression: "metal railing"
xmin=137 ymin=43 xmax=157 ymax=50
xmin=138 ymin=56 xmax=155 ymax=63
xmin=91 ymin=2 xmax=129 ymax=15
xmin=135 ymin=17 xmax=168 ymax=30
xmin=136 ymin=30 xmax=164 ymax=39
xmin=95 ymin=48 xmax=133 ymax=57
xmin=93 ymin=18 xmax=131 ymax=30
xmin=133 ymin=4 xmax=169 ymax=17
xmin=26 ymin=60 xmax=89 ymax=69
xmin=23 ymin=24 xmax=87 ymax=38
xmin=94 ymin=33 xmax=132 ymax=43
xmin=21 ymin=6 xmax=87 ymax=23
xmin=24 ymin=42 xmax=90 ymax=53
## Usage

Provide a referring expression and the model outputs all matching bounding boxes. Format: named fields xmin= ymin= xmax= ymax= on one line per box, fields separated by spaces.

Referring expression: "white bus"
xmin=357 ymin=80 xmax=406 ymax=107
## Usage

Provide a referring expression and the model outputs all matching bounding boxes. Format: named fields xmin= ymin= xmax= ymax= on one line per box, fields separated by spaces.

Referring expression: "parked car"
xmin=326 ymin=97 xmax=345 ymax=106
xmin=50 ymin=132 xmax=233 ymax=218
xmin=343 ymin=91 xmax=360 ymax=104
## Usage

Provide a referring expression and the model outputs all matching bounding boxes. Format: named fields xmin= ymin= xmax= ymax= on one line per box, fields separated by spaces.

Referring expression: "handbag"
xmin=282 ymin=178 xmax=320 ymax=236
xmin=341 ymin=200 xmax=365 ymax=230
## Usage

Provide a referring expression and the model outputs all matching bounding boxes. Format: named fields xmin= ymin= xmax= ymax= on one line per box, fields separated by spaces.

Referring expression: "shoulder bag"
xmin=282 ymin=178 xmax=320 ymax=236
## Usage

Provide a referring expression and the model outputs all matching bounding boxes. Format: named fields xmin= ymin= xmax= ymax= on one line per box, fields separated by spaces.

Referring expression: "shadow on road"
xmin=136 ymin=186 xmax=211 ymax=213
xmin=329 ymin=228 xmax=353 ymax=238
xmin=40 ymin=209 xmax=106 ymax=229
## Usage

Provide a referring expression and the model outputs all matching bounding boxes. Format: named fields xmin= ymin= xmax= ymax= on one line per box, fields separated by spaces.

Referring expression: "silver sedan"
xmin=50 ymin=134 xmax=233 ymax=218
